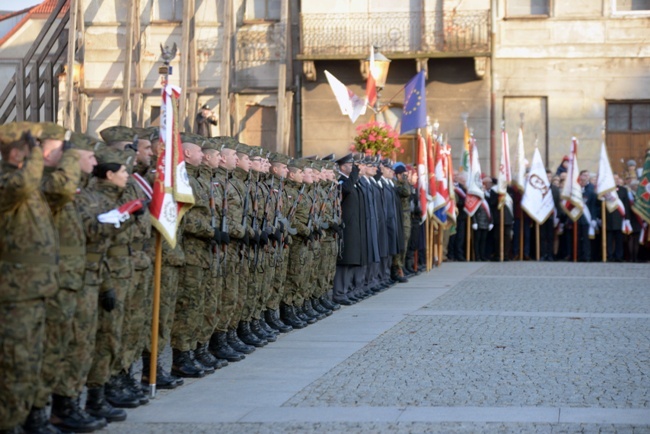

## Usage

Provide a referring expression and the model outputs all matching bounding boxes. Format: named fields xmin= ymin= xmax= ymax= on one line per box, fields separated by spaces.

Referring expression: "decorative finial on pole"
xmin=519 ymin=112 xmax=525 ymax=128
xmin=159 ymin=43 xmax=178 ymax=85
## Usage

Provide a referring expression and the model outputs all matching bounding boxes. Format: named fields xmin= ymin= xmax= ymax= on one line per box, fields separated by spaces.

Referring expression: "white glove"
xmin=98 ymin=209 xmax=130 ymax=228
xmin=472 ymin=223 xmax=478 ymax=230
xmin=488 ymin=224 xmax=494 ymax=231
xmin=623 ymin=219 xmax=632 ymax=235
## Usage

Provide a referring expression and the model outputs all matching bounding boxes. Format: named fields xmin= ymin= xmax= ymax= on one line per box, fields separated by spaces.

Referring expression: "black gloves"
xmin=250 ymin=230 xmax=260 ymax=246
xmin=24 ymin=131 xmax=39 ymax=150
xmin=212 ymin=229 xmax=222 ymax=244
xmin=241 ymin=232 xmax=249 ymax=245
xmin=99 ymin=289 xmax=116 ymax=312
xmin=259 ymin=230 xmax=269 ymax=246
xmin=220 ymin=231 xmax=231 ymax=245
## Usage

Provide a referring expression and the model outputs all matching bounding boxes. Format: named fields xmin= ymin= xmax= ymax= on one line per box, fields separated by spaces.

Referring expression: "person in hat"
xmin=0 ymin=122 xmax=60 ymax=433
xmin=195 ymin=103 xmax=218 ymax=138
xmin=556 ymin=155 xmax=570 ymax=176
xmin=378 ymin=159 xmax=406 ymax=283
xmin=392 ymin=161 xmax=415 ymax=276
xmin=356 ymin=156 xmax=382 ymax=298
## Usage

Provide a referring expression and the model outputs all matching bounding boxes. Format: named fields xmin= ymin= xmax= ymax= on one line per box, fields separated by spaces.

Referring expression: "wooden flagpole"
xmin=466 ymin=217 xmax=471 ymax=261
xmin=499 ymin=207 xmax=504 ymax=261
xmin=519 ymin=214 xmax=524 ymax=260
xmin=602 ymin=201 xmax=607 ymax=262
xmin=535 ymin=222 xmax=540 ymax=261
xmin=149 ymin=233 xmax=162 ymax=397
xmin=437 ymin=225 xmax=444 ymax=266
xmin=573 ymin=220 xmax=578 ymax=262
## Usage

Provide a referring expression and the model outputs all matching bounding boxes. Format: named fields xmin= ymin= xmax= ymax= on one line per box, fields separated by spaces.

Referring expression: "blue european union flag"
xmin=400 ymin=70 xmax=427 ymax=134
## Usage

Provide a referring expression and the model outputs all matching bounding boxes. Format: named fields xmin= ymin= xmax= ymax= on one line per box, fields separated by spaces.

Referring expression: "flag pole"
xmin=149 ymin=233 xmax=162 ymax=398
xmin=519 ymin=215 xmax=524 ymax=260
xmin=602 ymin=201 xmax=607 ymax=262
xmin=437 ymin=224 xmax=443 ymax=266
xmin=466 ymin=217 xmax=471 ymax=261
xmin=500 ymin=207 xmax=504 ymax=261
xmin=535 ymin=222 xmax=540 ymax=261
xmin=573 ymin=221 xmax=578 ymax=262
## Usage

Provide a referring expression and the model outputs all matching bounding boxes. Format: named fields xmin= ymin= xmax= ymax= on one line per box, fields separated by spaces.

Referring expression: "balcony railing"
xmin=299 ymin=10 xmax=490 ymax=58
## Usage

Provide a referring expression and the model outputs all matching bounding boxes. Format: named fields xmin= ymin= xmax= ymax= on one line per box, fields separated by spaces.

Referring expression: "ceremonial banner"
xmin=464 ymin=139 xmax=484 ymax=217
xmin=633 ymin=149 xmax=650 ymax=225
xmin=521 ymin=148 xmax=554 ymax=224
xmin=324 ymin=70 xmax=366 ymax=123
xmin=497 ymin=126 xmax=511 ymax=209
xmin=149 ymin=84 xmax=195 ymax=248
xmin=560 ymin=137 xmax=584 ymax=222
xmin=432 ymin=135 xmax=449 ymax=224
xmin=417 ymin=134 xmax=429 ymax=223
xmin=461 ymin=121 xmax=470 ymax=173
xmin=365 ymin=46 xmax=377 ymax=108
xmin=514 ymin=127 xmax=526 ymax=191
xmin=401 ymin=70 xmax=427 ymax=134
xmin=596 ymin=142 xmax=625 ymax=215
xmin=444 ymin=143 xmax=458 ymax=223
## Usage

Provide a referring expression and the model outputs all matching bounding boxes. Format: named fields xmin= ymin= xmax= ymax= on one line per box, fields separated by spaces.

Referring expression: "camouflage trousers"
xmin=171 ymin=265 xmax=206 ymax=352
xmin=0 ymin=299 xmax=45 ymax=430
xmin=393 ymin=214 xmax=412 ymax=270
xmin=215 ymin=245 xmax=240 ymax=333
xmin=229 ymin=242 xmax=250 ymax=328
xmin=34 ymin=288 xmax=77 ymax=408
xmin=315 ymin=236 xmax=337 ymax=299
xmin=144 ymin=265 xmax=180 ymax=357
xmin=242 ymin=246 xmax=260 ymax=322
xmin=284 ymin=237 xmax=309 ymax=306
xmin=253 ymin=246 xmax=276 ymax=319
xmin=119 ymin=264 xmax=152 ymax=371
xmin=66 ymin=275 xmax=100 ymax=394
xmin=198 ymin=264 xmax=223 ymax=345
xmin=304 ymin=239 xmax=321 ymax=302
xmin=87 ymin=272 xmax=131 ymax=387
xmin=267 ymin=244 xmax=290 ymax=311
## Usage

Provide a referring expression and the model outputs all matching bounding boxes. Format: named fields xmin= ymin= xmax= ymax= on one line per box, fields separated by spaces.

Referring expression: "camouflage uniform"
xmin=316 ymin=179 xmax=338 ymax=300
xmin=267 ymin=172 xmax=292 ymax=312
xmin=283 ymin=171 xmax=311 ymax=307
xmin=171 ymin=162 xmax=213 ymax=352
xmin=0 ymin=126 xmax=58 ymax=430
xmin=393 ymin=176 xmax=412 ymax=271
xmin=243 ymin=170 xmax=265 ymax=323
xmin=254 ymin=173 xmax=279 ymax=320
xmin=35 ymin=148 xmax=83 ymax=408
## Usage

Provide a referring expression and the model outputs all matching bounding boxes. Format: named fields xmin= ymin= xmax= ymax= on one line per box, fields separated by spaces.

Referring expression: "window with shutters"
xmin=506 ymin=0 xmax=550 ymax=17
xmin=613 ymin=0 xmax=650 ymax=14
xmin=606 ymin=101 xmax=650 ymax=174
xmin=152 ymin=0 xmax=183 ymax=22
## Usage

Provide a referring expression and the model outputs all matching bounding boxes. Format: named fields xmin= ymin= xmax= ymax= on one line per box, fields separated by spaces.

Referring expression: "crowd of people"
xmin=1 ymin=119 xmax=647 ymax=434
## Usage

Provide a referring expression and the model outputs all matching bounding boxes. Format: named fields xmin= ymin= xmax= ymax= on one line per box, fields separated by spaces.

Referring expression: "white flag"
xmin=464 ymin=140 xmax=484 ymax=217
xmin=497 ymin=127 xmax=511 ymax=208
xmin=521 ymin=148 xmax=554 ymax=224
xmin=324 ymin=70 xmax=366 ymax=123
xmin=560 ymin=137 xmax=584 ymax=222
xmin=596 ymin=141 xmax=625 ymax=214
xmin=514 ymin=127 xmax=526 ymax=191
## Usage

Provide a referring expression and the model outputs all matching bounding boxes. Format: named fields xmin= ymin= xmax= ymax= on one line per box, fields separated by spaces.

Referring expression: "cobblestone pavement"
xmin=110 ymin=263 xmax=650 ymax=433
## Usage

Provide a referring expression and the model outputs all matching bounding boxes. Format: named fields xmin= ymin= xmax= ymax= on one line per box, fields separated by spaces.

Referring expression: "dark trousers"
xmin=540 ymin=219 xmax=555 ymax=260
xmin=473 ymin=229 xmax=488 ymax=261
xmin=449 ymin=218 xmax=467 ymax=260
xmin=578 ymin=223 xmax=591 ymax=261
xmin=607 ymin=230 xmax=624 ymax=261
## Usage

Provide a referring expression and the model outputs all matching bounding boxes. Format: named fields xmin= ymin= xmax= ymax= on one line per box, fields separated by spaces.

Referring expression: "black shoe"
xmin=258 ymin=316 xmax=280 ymax=337
xmin=303 ymin=300 xmax=325 ymax=321
xmin=141 ymin=352 xmax=180 ymax=390
xmin=237 ymin=321 xmax=267 ymax=347
xmin=189 ymin=349 xmax=214 ymax=375
xmin=121 ymin=369 xmax=149 ymax=405
xmin=194 ymin=343 xmax=219 ymax=370
xmin=209 ymin=332 xmax=246 ymax=361
xmin=251 ymin=319 xmax=277 ymax=342
xmin=50 ymin=394 xmax=107 ymax=433
xmin=320 ymin=296 xmax=340 ymax=311
xmin=171 ymin=349 xmax=205 ymax=378
xmin=266 ymin=309 xmax=293 ymax=333
xmin=0 ymin=427 xmax=25 ymax=434
xmin=227 ymin=329 xmax=255 ymax=354
xmin=280 ymin=303 xmax=306 ymax=329
xmin=85 ymin=386 xmax=127 ymax=423
xmin=333 ymin=296 xmax=353 ymax=306
xmin=295 ymin=304 xmax=317 ymax=324
xmin=105 ymin=375 xmax=140 ymax=409
xmin=24 ymin=407 xmax=62 ymax=434
xmin=312 ymin=298 xmax=332 ymax=316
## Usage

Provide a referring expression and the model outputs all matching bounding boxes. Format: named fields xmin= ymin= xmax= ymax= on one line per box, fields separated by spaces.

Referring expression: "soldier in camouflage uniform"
xmin=170 ymin=133 xmax=214 ymax=378
xmin=99 ymin=126 xmax=151 ymax=405
xmin=393 ymin=163 xmax=414 ymax=276
xmin=29 ymin=125 xmax=107 ymax=433
xmin=264 ymin=153 xmax=296 ymax=332
xmin=209 ymin=139 xmax=252 ymax=361
xmin=0 ymin=123 xmax=58 ymax=434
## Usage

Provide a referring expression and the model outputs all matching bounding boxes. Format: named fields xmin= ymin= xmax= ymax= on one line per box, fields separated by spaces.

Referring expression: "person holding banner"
xmin=605 ymin=175 xmax=632 ymax=262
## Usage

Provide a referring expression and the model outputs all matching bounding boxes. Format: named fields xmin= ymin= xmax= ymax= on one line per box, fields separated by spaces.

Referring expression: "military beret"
xmin=36 ymin=122 xmax=67 ymax=141
xmin=69 ymin=132 xmax=102 ymax=152
xmin=393 ymin=162 xmax=407 ymax=175
xmin=99 ymin=126 xmax=137 ymax=144
xmin=269 ymin=152 xmax=290 ymax=165
xmin=310 ymin=160 xmax=323 ymax=171
xmin=235 ymin=143 xmax=250 ymax=155
xmin=335 ymin=153 xmax=354 ymax=165
xmin=202 ymin=137 xmax=222 ymax=152
xmin=133 ymin=127 xmax=159 ymax=142
xmin=303 ymin=154 xmax=318 ymax=160
xmin=179 ymin=132 xmax=205 ymax=146
xmin=95 ymin=147 xmax=129 ymax=166
xmin=324 ymin=161 xmax=336 ymax=171
xmin=288 ymin=158 xmax=307 ymax=170
xmin=0 ymin=122 xmax=35 ymax=146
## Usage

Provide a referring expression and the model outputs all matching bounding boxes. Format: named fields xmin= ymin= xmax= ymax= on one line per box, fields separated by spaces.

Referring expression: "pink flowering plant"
xmin=350 ymin=121 xmax=403 ymax=156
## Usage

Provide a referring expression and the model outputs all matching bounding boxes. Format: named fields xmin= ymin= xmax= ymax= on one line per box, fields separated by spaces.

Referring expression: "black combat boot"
xmin=251 ymin=318 xmax=277 ymax=342
xmin=122 ymin=368 xmax=149 ymax=406
xmin=194 ymin=343 xmax=220 ymax=370
xmin=189 ymin=349 xmax=214 ymax=375
xmin=141 ymin=352 xmax=180 ymax=390
xmin=227 ymin=329 xmax=255 ymax=354
xmin=209 ymin=332 xmax=245 ymax=362
xmin=104 ymin=375 xmax=140 ymax=409
xmin=258 ymin=314 xmax=280 ymax=337
xmin=171 ymin=349 xmax=205 ymax=378
xmin=320 ymin=295 xmax=340 ymax=311
xmin=311 ymin=298 xmax=332 ymax=316
xmin=85 ymin=386 xmax=126 ymax=423
xmin=23 ymin=407 xmax=62 ymax=434
xmin=237 ymin=321 xmax=267 ymax=347
xmin=280 ymin=303 xmax=306 ymax=329
xmin=50 ymin=394 xmax=106 ymax=433
xmin=305 ymin=299 xmax=326 ymax=320
xmin=266 ymin=309 xmax=293 ymax=333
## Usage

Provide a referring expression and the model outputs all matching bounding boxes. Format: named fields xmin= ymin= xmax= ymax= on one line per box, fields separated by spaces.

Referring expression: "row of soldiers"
xmin=1 ymin=121 xmax=390 ymax=434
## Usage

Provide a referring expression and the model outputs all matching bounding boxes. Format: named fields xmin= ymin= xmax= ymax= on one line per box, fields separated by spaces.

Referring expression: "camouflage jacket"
xmin=182 ymin=163 xmax=214 ymax=268
xmin=128 ymin=162 xmax=152 ymax=270
xmin=395 ymin=176 xmax=412 ymax=216
xmin=285 ymin=179 xmax=310 ymax=238
xmin=0 ymin=148 xmax=59 ymax=302
xmin=41 ymin=149 xmax=85 ymax=291
xmin=227 ymin=168 xmax=255 ymax=240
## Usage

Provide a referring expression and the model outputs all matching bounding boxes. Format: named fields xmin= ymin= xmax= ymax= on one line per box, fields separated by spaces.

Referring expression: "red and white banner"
xmin=560 ymin=137 xmax=584 ymax=222
xmin=596 ymin=142 xmax=625 ymax=215
xmin=497 ymin=127 xmax=511 ymax=209
xmin=324 ymin=70 xmax=366 ymax=123
xmin=365 ymin=46 xmax=377 ymax=108
xmin=464 ymin=138 xmax=483 ymax=217
xmin=417 ymin=134 xmax=428 ymax=223
xmin=149 ymin=84 xmax=195 ymax=248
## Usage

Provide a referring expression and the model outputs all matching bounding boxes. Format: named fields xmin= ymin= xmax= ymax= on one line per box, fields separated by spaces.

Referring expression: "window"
xmin=152 ymin=0 xmax=183 ymax=22
xmin=506 ymin=0 xmax=550 ymax=17
xmin=150 ymin=106 xmax=161 ymax=127
xmin=244 ymin=0 xmax=281 ymax=21
xmin=607 ymin=102 xmax=650 ymax=132
xmin=613 ymin=0 xmax=650 ymax=13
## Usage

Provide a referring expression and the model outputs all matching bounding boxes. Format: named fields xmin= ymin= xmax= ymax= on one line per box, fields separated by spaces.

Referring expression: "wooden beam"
xmin=275 ymin=0 xmax=289 ymax=153
xmin=30 ymin=65 xmax=39 ymax=121
xmin=120 ymin=0 xmax=135 ymax=126
xmin=44 ymin=63 xmax=54 ymax=122
xmin=188 ymin=0 xmax=198 ymax=132
xmin=179 ymin=0 xmax=195 ymax=131
xmin=64 ymin=0 xmax=78 ymax=130
xmin=220 ymin=0 xmax=232 ymax=136
xmin=16 ymin=61 xmax=25 ymax=122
